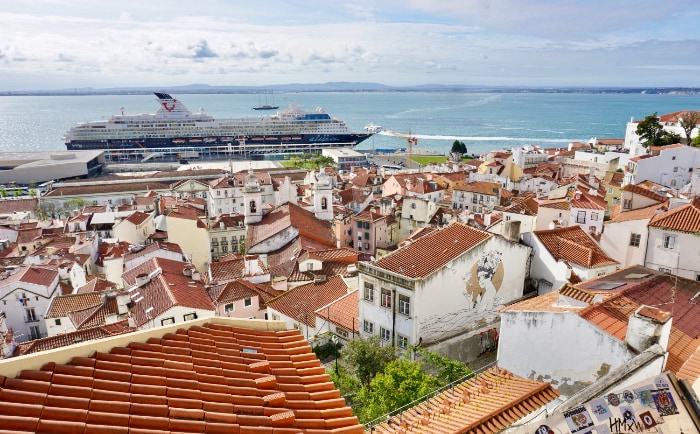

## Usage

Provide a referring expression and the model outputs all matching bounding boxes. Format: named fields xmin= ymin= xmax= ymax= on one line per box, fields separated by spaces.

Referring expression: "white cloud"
xmin=0 ymin=1 xmax=699 ymax=90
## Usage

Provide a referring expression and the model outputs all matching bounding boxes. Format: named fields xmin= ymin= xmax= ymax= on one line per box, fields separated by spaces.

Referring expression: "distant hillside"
xmin=2 ymin=83 xmax=698 ymax=96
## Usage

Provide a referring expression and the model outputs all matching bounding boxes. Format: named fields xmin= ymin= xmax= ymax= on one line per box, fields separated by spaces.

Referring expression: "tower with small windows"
xmin=243 ymin=169 xmax=263 ymax=225
xmin=313 ymin=169 xmax=334 ymax=221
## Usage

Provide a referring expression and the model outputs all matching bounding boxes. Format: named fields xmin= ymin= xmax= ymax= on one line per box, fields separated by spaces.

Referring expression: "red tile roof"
xmin=534 ymin=226 xmax=618 ymax=268
xmin=621 ymin=183 xmax=668 ymax=203
xmin=209 ymin=256 xmax=269 ymax=283
xmin=649 ymin=198 xmax=700 ymax=233
xmin=124 ymin=211 xmax=151 ymax=226
xmin=211 ymin=280 xmax=281 ymax=306
xmin=371 ymin=367 xmax=559 ymax=434
xmin=14 ymin=320 xmax=134 ymax=357
xmin=247 ymin=203 xmax=336 ymax=251
xmin=608 ymin=202 xmax=667 ymax=223
xmin=45 ymin=292 xmax=105 ymax=319
xmin=315 ymin=289 xmax=358 ymax=333
xmin=375 ymin=223 xmax=491 ymax=279
xmin=267 ymin=276 xmax=349 ymax=327
xmin=0 ymin=320 xmax=363 ymax=433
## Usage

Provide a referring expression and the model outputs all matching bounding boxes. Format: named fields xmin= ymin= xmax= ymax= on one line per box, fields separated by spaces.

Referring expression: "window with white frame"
xmin=629 ymin=233 xmax=641 ymax=247
xmin=244 ymin=298 xmax=252 ymax=307
xmin=363 ymin=320 xmax=374 ymax=334
xmin=363 ymin=283 xmax=375 ymax=303
xmin=576 ymin=211 xmax=586 ymax=224
xmin=380 ymin=288 xmax=392 ymax=309
xmin=591 ymin=212 xmax=599 ymax=221
xmin=398 ymin=294 xmax=410 ymax=316
xmin=183 ymin=313 xmax=197 ymax=321
xmin=397 ymin=335 xmax=409 ymax=349
xmin=380 ymin=327 xmax=391 ymax=341
xmin=336 ymin=328 xmax=349 ymax=338
xmin=623 ymin=199 xmax=632 ymax=209
xmin=161 ymin=317 xmax=175 ymax=326
xmin=224 ymin=303 xmax=234 ymax=313
xmin=663 ymin=234 xmax=676 ymax=249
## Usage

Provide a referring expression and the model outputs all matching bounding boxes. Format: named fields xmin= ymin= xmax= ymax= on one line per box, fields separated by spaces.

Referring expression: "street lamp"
xmin=330 ymin=334 xmax=339 ymax=375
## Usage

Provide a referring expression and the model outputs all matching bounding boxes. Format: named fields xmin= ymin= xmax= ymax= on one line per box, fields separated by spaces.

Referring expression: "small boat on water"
xmin=364 ymin=123 xmax=384 ymax=134
xmin=252 ymin=92 xmax=279 ymax=110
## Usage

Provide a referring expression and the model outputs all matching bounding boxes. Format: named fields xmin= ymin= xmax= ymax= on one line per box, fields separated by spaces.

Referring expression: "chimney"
xmin=115 ymin=291 xmax=131 ymax=315
xmin=626 ymin=305 xmax=671 ymax=353
xmin=504 ymin=220 xmax=521 ymax=242
xmin=135 ymin=273 xmax=150 ymax=287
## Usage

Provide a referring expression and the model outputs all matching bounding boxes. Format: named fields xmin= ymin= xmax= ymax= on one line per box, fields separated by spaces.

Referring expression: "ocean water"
xmin=0 ymin=92 xmax=698 ymax=156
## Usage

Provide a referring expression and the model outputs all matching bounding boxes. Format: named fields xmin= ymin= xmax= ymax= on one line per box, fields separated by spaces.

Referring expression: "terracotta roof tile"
xmin=621 ymin=183 xmax=668 ymax=203
xmin=608 ymin=202 xmax=667 ymax=223
xmin=375 ymin=223 xmax=491 ymax=279
xmin=247 ymin=203 xmax=336 ymax=251
xmin=45 ymin=292 xmax=105 ymax=319
xmin=14 ymin=320 xmax=134 ymax=357
xmin=0 ymin=320 xmax=363 ymax=433
xmin=315 ymin=289 xmax=359 ymax=333
xmin=534 ymin=226 xmax=618 ymax=268
xmin=267 ymin=276 xmax=349 ymax=327
xmin=371 ymin=367 xmax=559 ymax=434
xmin=124 ymin=211 xmax=151 ymax=226
xmin=649 ymin=198 xmax=700 ymax=233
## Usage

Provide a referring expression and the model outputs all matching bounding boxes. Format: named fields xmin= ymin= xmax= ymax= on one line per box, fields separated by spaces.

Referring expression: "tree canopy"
xmin=679 ymin=111 xmax=700 ymax=144
xmin=451 ymin=140 xmax=467 ymax=154
xmin=340 ymin=336 xmax=396 ymax=387
xmin=636 ymin=112 xmax=682 ymax=148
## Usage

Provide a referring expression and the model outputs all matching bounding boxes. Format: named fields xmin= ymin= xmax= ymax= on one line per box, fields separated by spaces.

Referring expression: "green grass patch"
xmin=279 ymin=161 xmax=297 ymax=168
xmin=410 ymin=155 xmax=448 ymax=165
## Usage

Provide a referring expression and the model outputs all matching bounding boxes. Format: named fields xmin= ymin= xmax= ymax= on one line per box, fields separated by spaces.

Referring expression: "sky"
xmin=2 ymin=0 xmax=700 ymax=91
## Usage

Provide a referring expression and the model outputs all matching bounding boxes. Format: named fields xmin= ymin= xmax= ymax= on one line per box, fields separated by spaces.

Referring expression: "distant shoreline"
xmin=2 ymin=85 xmax=698 ymax=97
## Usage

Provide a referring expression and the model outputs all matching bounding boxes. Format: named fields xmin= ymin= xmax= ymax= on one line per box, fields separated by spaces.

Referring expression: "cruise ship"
xmin=64 ymin=93 xmax=373 ymax=158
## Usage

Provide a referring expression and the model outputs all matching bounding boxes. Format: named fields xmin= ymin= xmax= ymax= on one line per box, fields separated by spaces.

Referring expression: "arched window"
xmin=250 ymin=200 xmax=257 ymax=213
xmin=321 ymin=197 xmax=327 ymax=210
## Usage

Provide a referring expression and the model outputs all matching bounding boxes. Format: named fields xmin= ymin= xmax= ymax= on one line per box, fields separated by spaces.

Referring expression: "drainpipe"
xmin=391 ymin=289 xmax=397 ymax=347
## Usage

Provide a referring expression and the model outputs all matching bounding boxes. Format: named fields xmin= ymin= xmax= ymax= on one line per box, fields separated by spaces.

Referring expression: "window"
xmin=659 ymin=267 xmax=673 ymax=274
xmin=380 ymin=288 xmax=392 ymax=308
xmin=271 ymin=313 xmax=280 ymax=320
xmin=397 ymin=335 xmax=409 ymax=349
xmin=54 ymin=318 xmax=61 ymax=326
xmin=183 ymin=313 xmax=197 ymax=321
xmin=364 ymin=243 xmax=370 ymax=250
xmin=363 ymin=283 xmax=375 ymax=302
xmin=161 ymin=317 xmax=175 ymax=326
xmin=357 ymin=221 xmax=362 ymax=228
xmin=591 ymin=212 xmax=599 ymax=221
xmin=321 ymin=197 xmax=327 ymax=210
xmin=673 ymin=166 xmax=679 ymax=173
xmin=663 ymin=234 xmax=676 ymax=249
xmin=398 ymin=294 xmax=410 ymax=316
xmin=364 ymin=222 xmax=370 ymax=229
xmin=629 ymin=233 xmax=641 ymax=247
xmin=411 ymin=203 xmax=416 ymax=209
xmin=29 ymin=326 xmax=41 ymax=340
xmin=249 ymin=200 xmax=257 ymax=213
xmin=364 ymin=232 xmax=369 ymax=240
xmin=224 ymin=303 xmax=234 ymax=313
xmin=25 ymin=308 xmax=37 ymax=322
xmin=363 ymin=320 xmax=374 ymax=334
xmin=576 ymin=211 xmax=586 ymax=224
xmin=623 ymin=199 xmax=632 ymax=210
xmin=307 ymin=262 xmax=314 ymax=271
xmin=336 ymin=328 xmax=349 ymax=338
xmin=380 ymin=327 xmax=391 ymax=341
xmin=244 ymin=298 xmax=252 ymax=307
xmin=607 ymin=187 xmax=613 ymax=194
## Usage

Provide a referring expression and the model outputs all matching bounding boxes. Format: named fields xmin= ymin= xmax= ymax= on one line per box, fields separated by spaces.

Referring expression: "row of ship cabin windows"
xmin=362 ymin=320 xmax=409 ymax=349
xmin=363 ymin=283 xmax=411 ymax=316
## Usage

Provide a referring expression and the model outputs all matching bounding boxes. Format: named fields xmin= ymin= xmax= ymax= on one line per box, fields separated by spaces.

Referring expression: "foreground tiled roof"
xmin=649 ymin=198 xmax=700 ymax=233
xmin=375 ymin=223 xmax=491 ymax=279
xmin=0 ymin=320 xmax=363 ymax=433
xmin=369 ymin=367 xmax=559 ymax=434
xmin=534 ymin=226 xmax=618 ymax=268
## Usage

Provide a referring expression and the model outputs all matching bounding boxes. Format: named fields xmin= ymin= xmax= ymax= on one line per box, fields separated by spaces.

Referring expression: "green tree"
xmin=13 ymin=189 xmax=22 ymax=197
xmin=354 ymin=358 xmax=440 ymax=424
xmin=413 ymin=347 xmax=472 ymax=385
xmin=450 ymin=140 xmax=467 ymax=154
xmin=311 ymin=155 xmax=336 ymax=170
xmin=0 ymin=188 xmax=7 ymax=198
xmin=341 ymin=336 xmax=396 ymax=387
xmin=679 ymin=111 xmax=700 ymax=144
xmin=60 ymin=198 xmax=89 ymax=217
xmin=636 ymin=112 xmax=682 ymax=149
xmin=692 ymin=134 xmax=700 ymax=148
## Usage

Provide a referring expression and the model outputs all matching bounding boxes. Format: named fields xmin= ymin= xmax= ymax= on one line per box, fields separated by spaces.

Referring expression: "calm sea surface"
xmin=0 ymin=92 xmax=699 ymax=156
